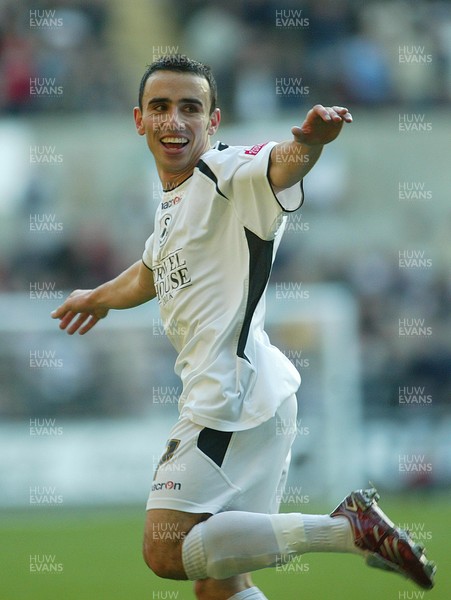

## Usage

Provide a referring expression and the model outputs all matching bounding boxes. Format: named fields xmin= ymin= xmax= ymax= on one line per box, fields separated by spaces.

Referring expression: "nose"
xmin=159 ymin=107 xmax=185 ymax=132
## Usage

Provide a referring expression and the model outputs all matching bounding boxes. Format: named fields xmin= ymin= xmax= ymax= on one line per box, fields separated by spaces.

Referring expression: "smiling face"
xmin=134 ymin=71 xmax=220 ymax=189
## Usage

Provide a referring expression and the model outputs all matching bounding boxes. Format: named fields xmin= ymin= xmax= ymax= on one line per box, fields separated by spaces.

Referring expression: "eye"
xmin=148 ymin=103 xmax=167 ymax=113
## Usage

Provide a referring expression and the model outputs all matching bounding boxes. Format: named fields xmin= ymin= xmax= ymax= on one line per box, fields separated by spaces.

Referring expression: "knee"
xmin=142 ymin=540 xmax=156 ymax=573
xmin=142 ymin=538 xmax=185 ymax=580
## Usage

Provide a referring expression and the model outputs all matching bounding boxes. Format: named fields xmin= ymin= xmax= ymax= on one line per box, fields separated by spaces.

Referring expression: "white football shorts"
xmin=147 ymin=394 xmax=297 ymax=515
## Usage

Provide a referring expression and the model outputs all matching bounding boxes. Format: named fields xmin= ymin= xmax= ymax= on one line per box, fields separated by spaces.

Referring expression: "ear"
xmin=134 ymin=106 xmax=145 ymax=136
xmin=207 ymin=108 xmax=221 ymax=136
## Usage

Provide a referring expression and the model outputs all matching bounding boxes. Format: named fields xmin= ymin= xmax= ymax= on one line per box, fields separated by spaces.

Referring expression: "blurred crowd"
xmin=173 ymin=0 xmax=451 ymax=119
xmin=0 ymin=0 xmax=124 ymax=113
xmin=1 ymin=0 xmax=451 ymax=116
xmin=313 ymin=245 xmax=451 ymax=418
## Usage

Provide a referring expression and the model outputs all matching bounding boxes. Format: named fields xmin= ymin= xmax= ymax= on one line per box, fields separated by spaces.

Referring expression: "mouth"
xmin=160 ymin=136 xmax=189 ymax=151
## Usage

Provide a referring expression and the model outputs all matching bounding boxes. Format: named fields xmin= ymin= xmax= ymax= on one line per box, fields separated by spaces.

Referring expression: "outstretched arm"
xmin=269 ymin=104 xmax=352 ymax=191
xmin=51 ymin=260 xmax=156 ymax=335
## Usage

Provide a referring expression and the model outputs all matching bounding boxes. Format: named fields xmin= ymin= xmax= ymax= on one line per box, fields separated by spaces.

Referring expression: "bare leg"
xmin=143 ymin=509 xmax=254 ymax=599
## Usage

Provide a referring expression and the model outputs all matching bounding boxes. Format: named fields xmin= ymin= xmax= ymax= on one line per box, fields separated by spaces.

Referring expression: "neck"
xmin=158 ymin=166 xmax=194 ymax=191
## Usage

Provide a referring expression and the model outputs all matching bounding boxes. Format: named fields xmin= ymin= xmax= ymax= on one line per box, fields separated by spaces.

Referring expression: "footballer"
xmin=52 ymin=56 xmax=435 ymax=600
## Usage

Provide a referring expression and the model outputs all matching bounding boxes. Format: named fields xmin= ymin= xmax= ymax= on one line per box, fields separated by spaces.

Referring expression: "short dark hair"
xmin=138 ymin=55 xmax=217 ymax=114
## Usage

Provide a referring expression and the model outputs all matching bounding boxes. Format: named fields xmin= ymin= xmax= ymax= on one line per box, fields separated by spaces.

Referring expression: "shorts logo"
xmin=152 ymin=481 xmax=182 ymax=491
xmin=154 ymin=438 xmax=180 ymax=480
xmin=244 ymin=142 xmax=267 ymax=156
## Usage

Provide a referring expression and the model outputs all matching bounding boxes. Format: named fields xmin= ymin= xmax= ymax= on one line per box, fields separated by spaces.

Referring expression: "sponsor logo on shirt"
xmin=244 ymin=142 xmax=268 ymax=156
xmin=153 ymin=248 xmax=192 ymax=305
xmin=161 ymin=195 xmax=183 ymax=210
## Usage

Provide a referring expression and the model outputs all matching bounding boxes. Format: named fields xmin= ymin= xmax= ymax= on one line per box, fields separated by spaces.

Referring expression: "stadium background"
xmin=0 ymin=0 xmax=450 ymax=599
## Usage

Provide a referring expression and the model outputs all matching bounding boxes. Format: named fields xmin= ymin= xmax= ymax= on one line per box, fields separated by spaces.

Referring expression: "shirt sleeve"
xmin=211 ymin=142 xmax=303 ymax=240
xmin=142 ymin=233 xmax=154 ymax=270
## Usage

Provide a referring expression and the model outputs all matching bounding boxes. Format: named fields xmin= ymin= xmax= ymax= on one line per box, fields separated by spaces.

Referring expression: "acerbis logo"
xmin=152 ymin=481 xmax=182 ymax=492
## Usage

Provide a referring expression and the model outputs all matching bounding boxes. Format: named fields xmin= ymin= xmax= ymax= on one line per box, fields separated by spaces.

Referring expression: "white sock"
xmin=302 ymin=514 xmax=361 ymax=554
xmin=182 ymin=510 xmax=360 ymax=581
xmin=228 ymin=587 xmax=269 ymax=599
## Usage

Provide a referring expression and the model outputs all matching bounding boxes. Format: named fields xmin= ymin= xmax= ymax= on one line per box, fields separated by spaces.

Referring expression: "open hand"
xmin=51 ymin=289 xmax=109 ymax=335
xmin=292 ymin=104 xmax=352 ymax=146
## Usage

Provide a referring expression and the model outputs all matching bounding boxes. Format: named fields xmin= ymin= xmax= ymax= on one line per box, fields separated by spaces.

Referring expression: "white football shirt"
xmin=142 ymin=141 xmax=303 ymax=431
